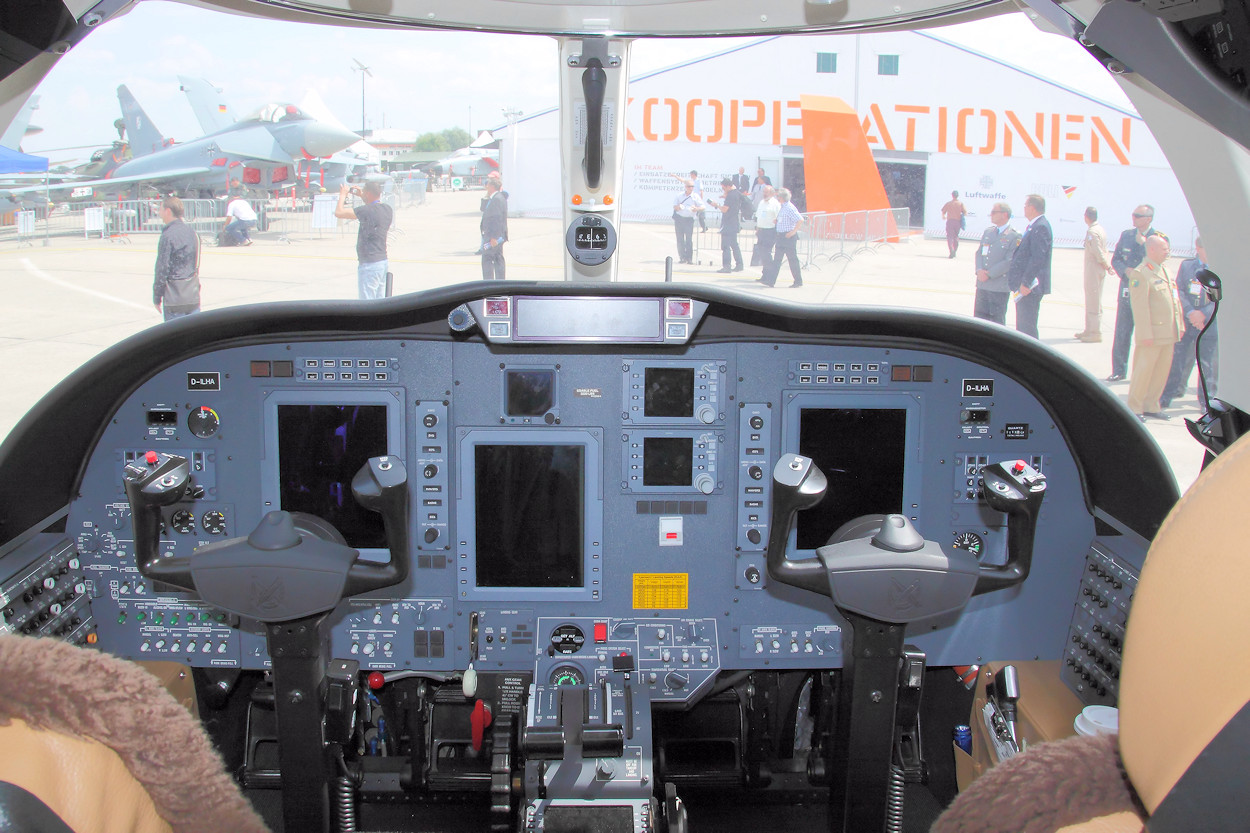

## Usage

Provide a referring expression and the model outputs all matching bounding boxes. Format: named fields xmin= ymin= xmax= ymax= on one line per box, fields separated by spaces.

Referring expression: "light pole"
xmin=352 ymin=59 xmax=372 ymax=133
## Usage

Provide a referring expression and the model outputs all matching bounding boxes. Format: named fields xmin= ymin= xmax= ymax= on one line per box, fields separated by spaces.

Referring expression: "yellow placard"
xmin=632 ymin=573 xmax=689 ymax=610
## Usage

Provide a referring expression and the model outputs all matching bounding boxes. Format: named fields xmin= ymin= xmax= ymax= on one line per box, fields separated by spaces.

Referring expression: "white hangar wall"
xmin=496 ymin=31 xmax=1197 ymax=249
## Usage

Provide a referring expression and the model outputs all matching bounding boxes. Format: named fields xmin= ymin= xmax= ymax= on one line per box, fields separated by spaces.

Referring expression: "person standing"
xmin=335 ymin=180 xmax=393 ymax=299
xmin=480 ymin=176 xmax=508 ymax=280
xmin=941 ymin=190 xmax=967 ymax=258
xmin=710 ymin=178 xmax=744 ymax=273
xmin=1076 ymin=207 xmax=1113 ymax=342
xmin=221 ymin=192 xmax=257 ymax=246
xmin=1126 ymin=234 xmax=1184 ymax=420
xmin=153 ymin=196 xmax=201 ymax=322
xmin=749 ymin=168 xmax=772 ymax=207
xmin=1107 ymin=204 xmax=1158 ymax=381
xmin=733 ymin=166 xmax=751 ymax=193
xmin=1006 ymin=194 xmax=1052 ymax=339
xmin=760 ymin=187 xmax=803 ymax=288
xmin=672 ymin=182 xmax=703 ymax=265
xmin=1161 ymin=237 xmax=1218 ymax=409
xmin=752 ymin=185 xmax=780 ymax=272
xmin=972 ymin=202 xmax=1020 ymax=326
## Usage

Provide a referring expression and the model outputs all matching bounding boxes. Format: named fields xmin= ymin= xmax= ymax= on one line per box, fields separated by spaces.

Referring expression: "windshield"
xmin=2 ymin=1 xmax=1203 ymax=489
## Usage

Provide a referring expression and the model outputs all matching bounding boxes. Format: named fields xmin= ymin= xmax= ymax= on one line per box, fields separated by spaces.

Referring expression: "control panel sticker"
xmin=187 ymin=372 xmax=221 ymax=391
xmin=962 ymin=379 xmax=993 ymax=397
xmin=1004 ymin=423 xmax=1029 ymax=440
xmin=632 ymin=573 xmax=689 ymax=610
xmin=573 ymin=387 xmax=603 ymax=398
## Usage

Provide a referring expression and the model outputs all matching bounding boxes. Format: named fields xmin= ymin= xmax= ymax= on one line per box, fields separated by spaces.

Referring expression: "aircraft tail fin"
xmin=117 ymin=85 xmax=167 ymax=158
xmin=178 ymin=76 xmax=234 ymax=134
xmin=1 ymin=95 xmax=39 ymax=151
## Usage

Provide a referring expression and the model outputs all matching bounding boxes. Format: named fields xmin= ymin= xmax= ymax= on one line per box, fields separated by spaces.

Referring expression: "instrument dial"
xmin=188 ymin=406 xmax=220 ymax=438
xmin=549 ymin=665 xmax=586 ymax=687
xmin=202 ymin=511 xmax=227 ymax=535
xmin=952 ymin=531 xmax=984 ymax=558
xmin=171 ymin=510 xmax=196 ymax=534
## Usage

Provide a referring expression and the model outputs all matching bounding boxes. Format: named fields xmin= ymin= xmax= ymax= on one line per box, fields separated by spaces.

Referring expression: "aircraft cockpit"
xmin=2 ymin=0 xmax=1250 ymax=831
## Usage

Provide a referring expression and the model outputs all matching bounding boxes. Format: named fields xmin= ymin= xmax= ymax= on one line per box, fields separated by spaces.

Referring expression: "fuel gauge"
xmin=952 ymin=531 xmax=984 ymax=559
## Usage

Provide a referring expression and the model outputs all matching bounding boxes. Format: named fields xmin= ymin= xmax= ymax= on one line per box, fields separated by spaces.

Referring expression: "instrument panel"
xmin=61 ymin=309 xmax=1098 ymax=703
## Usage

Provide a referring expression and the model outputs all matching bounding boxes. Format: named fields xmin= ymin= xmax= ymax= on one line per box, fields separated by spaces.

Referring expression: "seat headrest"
xmin=1119 ymin=432 xmax=1250 ymax=812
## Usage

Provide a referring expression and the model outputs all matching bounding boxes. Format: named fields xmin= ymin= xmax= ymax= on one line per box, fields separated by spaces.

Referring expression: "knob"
xmin=749 ymin=416 xmax=764 ymax=430
xmin=423 ymin=464 xmax=438 ymax=479
xmin=681 ymin=650 xmax=690 ymax=663
xmin=424 ymin=528 xmax=439 ymax=544
xmin=665 ymin=671 xmax=689 ymax=690
xmin=745 ymin=566 xmax=761 ymax=584
xmin=660 ymin=648 xmax=671 ymax=662
xmin=423 ymin=414 xmax=438 ymax=428
xmin=746 ymin=529 xmax=761 ymax=546
xmin=748 ymin=465 xmax=763 ymax=481
xmin=696 ymin=404 xmax=716 ymax=424
xmin=694 ymin=473 xmax=715 ymax=495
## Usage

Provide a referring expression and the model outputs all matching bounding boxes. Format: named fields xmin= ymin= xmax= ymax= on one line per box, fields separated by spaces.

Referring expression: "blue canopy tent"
xmin=0 ymin=145 xmax=48 ymax=173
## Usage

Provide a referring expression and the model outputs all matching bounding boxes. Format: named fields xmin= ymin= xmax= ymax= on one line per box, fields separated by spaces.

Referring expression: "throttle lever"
xmin=974 ymin=460 xmax=1046 ymax=595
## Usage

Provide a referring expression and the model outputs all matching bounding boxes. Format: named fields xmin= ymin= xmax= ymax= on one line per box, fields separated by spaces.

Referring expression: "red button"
xmin=594 ymin=622 xmax=607 ymax=643
xmin=1012 ymin=460 xmax=1026 ymax=475
xmin=367 ymin=671 xmax=386 ymax=690
xmin=145 ymin=450 xmax=159 ymax=465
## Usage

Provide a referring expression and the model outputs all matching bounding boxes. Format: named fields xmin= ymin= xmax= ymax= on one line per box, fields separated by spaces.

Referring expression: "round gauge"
xmin=952 ymin=531 xmax=984 ymax=558
xmin=77 ymin=529 xmax=117 ymax=556
xmin=187 ymin=406 xmax=220 ymax=438
xmin=549 ymin=665 xmax=586 ymax=687
xmin=201 ymin=511 xmax=227 ymax=535
xmin=171 ymin=510 xmax=196 ymax=534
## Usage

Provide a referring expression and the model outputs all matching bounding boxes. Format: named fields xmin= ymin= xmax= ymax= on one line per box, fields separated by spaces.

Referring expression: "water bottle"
xmin=954 ymin=724 xmax=973 ymax=755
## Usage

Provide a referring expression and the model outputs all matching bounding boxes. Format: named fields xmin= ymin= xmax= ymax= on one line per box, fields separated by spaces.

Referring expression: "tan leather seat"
xmin=0 ymin=635 xmax=271 ymax=833
xmin=934 ymin=432 xmax=1250 ymax=832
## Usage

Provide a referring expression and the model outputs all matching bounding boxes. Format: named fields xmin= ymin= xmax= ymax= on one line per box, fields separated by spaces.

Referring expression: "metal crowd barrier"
xmin=802 ymin=208 xmax=910 ymax=268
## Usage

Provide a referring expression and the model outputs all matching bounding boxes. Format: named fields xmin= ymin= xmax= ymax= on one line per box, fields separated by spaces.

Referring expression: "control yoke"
xmin=765 ymin=454 xmax=1046 ymax=611
xmin=123 ymin=452 xmax=410 ymax=621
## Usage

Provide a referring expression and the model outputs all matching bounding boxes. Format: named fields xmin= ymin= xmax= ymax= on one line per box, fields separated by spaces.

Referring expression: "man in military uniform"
xmin=1126 ymin=234 xmax=1184 ymax=421
xmin=972 ymin=201 xmax=1021 ymax=326
xmin=1076 ymin=206 xmax=1113 ymax=342
xmin=1107 ymin=204 xmax=1157 ymax=380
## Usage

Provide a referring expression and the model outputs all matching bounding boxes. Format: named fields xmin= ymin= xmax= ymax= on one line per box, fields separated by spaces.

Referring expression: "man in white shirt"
xmin=222 ymin=193 xmax=258 ymax=246
xmin=752 ymin=185 xmax=781 ymax=272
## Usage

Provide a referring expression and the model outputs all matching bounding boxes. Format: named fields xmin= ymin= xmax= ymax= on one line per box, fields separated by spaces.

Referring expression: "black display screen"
xmin=277 ymin=404 xmax=388 ymax=548
xmin=796 ymin=408 xmax=906 ymax=549
xmin=475 ymin=444 xmax=584 ymax=587
xmin=506 ymin=369 xmax=555 ymax=416
xmin=542 ymin=807 xmax=634 ymax=833
xmin=644 ymin=367 xmax=694 ymax=417
xmin=643 ymin=436 xmax=693 ymax=486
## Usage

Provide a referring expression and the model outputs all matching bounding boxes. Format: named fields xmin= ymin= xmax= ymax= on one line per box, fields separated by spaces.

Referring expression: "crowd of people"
xmin=670 ymin=166 xmax=804 ymax=287
xmin=969 ymin=197 xmax=1217 ymax=420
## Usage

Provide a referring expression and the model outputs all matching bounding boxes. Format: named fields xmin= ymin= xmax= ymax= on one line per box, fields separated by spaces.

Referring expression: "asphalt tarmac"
xmin=0 ymin=188 xmax=1210 ymax=493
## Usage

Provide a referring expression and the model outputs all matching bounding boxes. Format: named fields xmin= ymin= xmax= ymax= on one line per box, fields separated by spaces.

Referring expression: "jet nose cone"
xmin=301 ymin=123 xmax=360 ymax=157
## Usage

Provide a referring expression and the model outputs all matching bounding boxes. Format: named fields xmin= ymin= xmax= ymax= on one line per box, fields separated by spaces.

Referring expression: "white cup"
xmin=1074 ymin=704 xmax=1119 ymax=736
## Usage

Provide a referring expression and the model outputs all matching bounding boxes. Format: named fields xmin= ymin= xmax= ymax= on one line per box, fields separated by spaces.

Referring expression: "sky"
xmin=19 ymin=2 xmax=1129 ymax=165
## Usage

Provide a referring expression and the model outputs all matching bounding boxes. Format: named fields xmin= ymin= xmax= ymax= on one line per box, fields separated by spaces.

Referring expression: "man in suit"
xmin=1106 ymin=204 xmax=1158 ymax=381
xmin=1127 ymin=234 xmax=1183 ymax=420
xmin=733 ymin=167 xmax=751 ymax=193
xmin=973 ymin=202 xmax=1021 ymax=326
xmin=1006 ymin=193 xmax=1052 ymax=338
xmin=1161 ymin=237 xmax=1218 ymax=409
xmin=480 ymin=177 xmax=508 ymax=279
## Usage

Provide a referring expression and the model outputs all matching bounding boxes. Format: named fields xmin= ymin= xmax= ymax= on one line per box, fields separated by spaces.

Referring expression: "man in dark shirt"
xmin=1161 ymin=237 xmax=1218 ymax=409
xmin=152 ymin=196 xmax=200 ymax=321
xmin=710 ymin=178 xmax=744 ymax=273
xmin=335 ymin=180 xmax=393 ymax=299
xmin=1106 ymin=204 xmax=1157 ymax=381
xmin=480 ymin=177 xmax=508 ymax=280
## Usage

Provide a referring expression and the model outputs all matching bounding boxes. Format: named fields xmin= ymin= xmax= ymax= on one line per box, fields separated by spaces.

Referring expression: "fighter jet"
xmin=58 ymin=83 xmax=360 ymax=199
